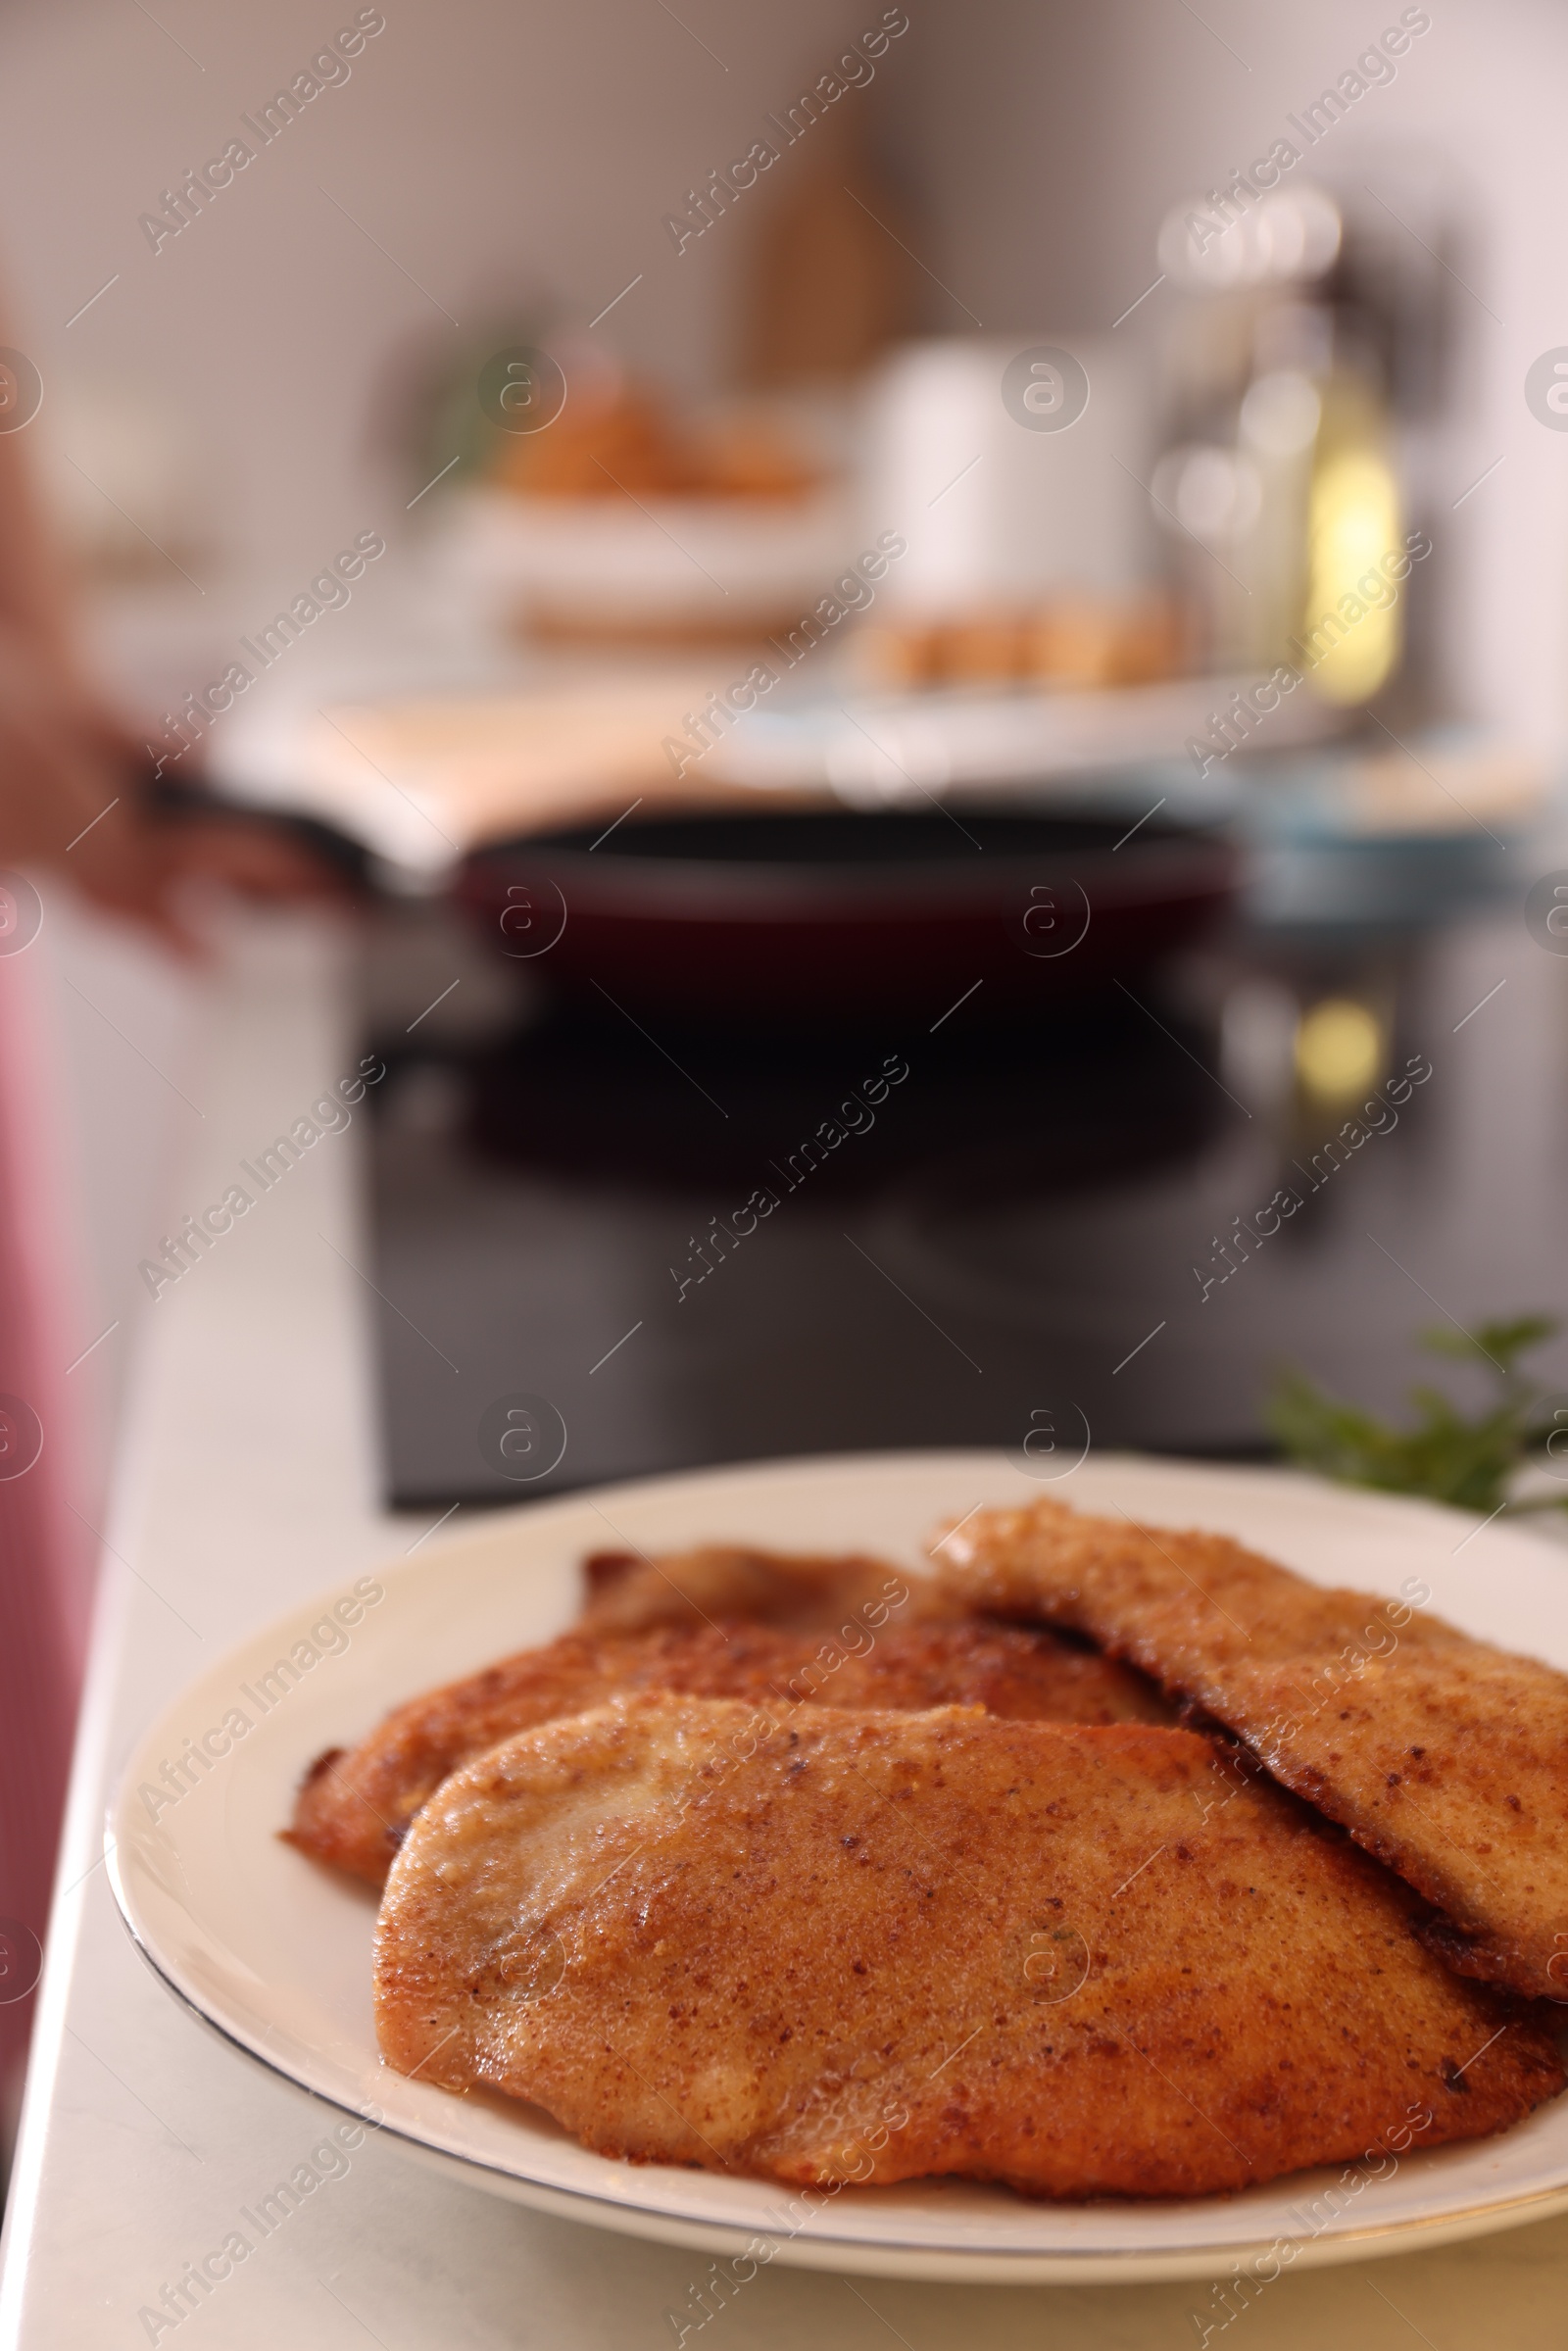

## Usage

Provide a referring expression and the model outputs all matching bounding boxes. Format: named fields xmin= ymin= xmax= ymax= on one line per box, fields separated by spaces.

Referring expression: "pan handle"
xmin=141 ymin=766 xmax=377 ymax=889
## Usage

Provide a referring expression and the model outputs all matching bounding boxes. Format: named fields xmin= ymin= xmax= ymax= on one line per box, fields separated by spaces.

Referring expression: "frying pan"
xmin=457 ymin=805 xmax=1240 ymax=1024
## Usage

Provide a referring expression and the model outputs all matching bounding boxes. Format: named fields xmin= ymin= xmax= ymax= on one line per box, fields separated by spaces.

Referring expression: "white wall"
xmin=0 ymin=0 xmax=873 ymax=578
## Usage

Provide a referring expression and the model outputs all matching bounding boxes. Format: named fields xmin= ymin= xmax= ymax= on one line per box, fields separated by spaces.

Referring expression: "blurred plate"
xmin=714 ymin=676 xmax=1348 ymax=798
xmin=431 ymin=480 xmax=858 ymax=642
xmin=109 ymin=1449 xmax=1568 ymax=2283
xmin=1236 ymin=733 xmax=1551 ymax=927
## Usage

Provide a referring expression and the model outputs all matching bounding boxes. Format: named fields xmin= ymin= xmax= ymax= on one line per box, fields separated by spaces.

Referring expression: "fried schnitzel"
xmin=576 ymin=1543 xmax=956 ymax=1635
xmin=936 ymin=1496 xmax=1568 ymax=2002
xmin=290 ymin=1615 xmax=1168 ymax=1885
xmin=374 ymin=1697 xmax=1560 ymax=2197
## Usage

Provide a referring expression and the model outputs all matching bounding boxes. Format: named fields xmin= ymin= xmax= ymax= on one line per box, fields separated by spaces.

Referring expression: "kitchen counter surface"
xmin=3 ymin=913 xmax=1568 ymax=2350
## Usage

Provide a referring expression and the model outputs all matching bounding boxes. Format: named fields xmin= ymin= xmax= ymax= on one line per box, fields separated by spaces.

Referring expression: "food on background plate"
xmin=856 ymin=592 xmax=1188 ymax=692
xmin=290 ymin=1565 xmax=1169 ymax=1885
xmin=936 ymin=1496 xmax=1568 ymax=2002
xmin=492 ymin=383 xmax=819 ymax=504
xmin=374 ymin=1695 xmax=1562 ymax=2198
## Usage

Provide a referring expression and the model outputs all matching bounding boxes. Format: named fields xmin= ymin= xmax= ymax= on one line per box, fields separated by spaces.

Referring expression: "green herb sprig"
xmin=1267 ymin=1316 xmax=1568 ymax=1513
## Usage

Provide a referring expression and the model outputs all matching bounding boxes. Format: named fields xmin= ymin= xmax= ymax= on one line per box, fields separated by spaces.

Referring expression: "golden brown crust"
xmin=575 ymin=1543 xmax=959 ymax=1635
xmin=936 ymin=1497 xmax=1568 ymax=2002
xmin=373 ymin=1697 xmax=1562 ymax=2199
xmin=288 ymin=1610 xmax=1169 ymax=1885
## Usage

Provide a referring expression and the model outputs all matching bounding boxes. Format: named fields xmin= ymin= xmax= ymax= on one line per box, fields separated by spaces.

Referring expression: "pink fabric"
xmin=0 ymin=941 xmax=93 ymax=2134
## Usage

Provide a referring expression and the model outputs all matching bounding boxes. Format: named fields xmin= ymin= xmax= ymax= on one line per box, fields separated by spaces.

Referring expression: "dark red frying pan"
xmin=457 ymin=805 xmax=1240 ymax=1023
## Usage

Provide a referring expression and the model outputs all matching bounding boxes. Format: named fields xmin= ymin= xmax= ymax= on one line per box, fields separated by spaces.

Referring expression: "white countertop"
xmin=3 ymin=912 xmax=1568 ymax=2349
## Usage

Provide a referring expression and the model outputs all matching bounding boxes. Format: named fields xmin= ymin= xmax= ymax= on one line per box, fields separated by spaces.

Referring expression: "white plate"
xmin=108 ymin=1448 xmax=1568 ymax=2283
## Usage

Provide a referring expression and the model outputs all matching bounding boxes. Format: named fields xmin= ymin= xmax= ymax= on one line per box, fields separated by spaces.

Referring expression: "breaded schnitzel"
xmin=936 ymin=1496 xmax=1568 ymax=2002
xmin=374 ymin=1697 xmax=1561 ymax=2198
xmin=290 ymin=1615 xmax=1169 ymax=1884
xmin=576 ymin=1543 xmax=956 ymax=1635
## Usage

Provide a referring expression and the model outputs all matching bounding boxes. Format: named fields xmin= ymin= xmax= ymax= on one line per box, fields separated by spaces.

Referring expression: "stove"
xmin=361 ymin=880 xmax=1568 ymax=1511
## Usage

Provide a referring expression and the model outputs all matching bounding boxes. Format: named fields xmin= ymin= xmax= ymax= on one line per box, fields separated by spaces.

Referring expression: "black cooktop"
xmin=360 ymin=857 xmax=1568 ymax=1511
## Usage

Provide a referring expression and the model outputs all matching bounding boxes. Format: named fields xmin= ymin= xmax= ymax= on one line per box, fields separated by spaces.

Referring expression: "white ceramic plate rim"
xmin=107 ymin=1448 xmax=1568 ymax=2284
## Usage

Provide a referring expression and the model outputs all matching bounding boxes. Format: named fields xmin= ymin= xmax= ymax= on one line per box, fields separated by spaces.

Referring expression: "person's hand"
xmin=0 ymin=629 xmax=139 ymax=862
xmin=0 ymin=626 xmax=347 ymax=953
